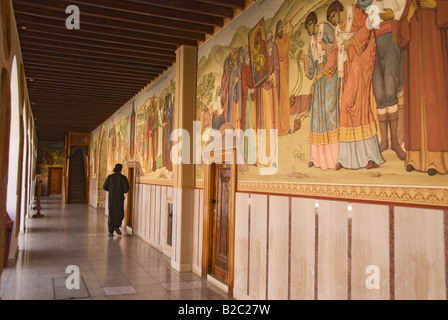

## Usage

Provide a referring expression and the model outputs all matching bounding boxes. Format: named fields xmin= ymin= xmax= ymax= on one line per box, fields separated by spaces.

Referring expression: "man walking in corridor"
xmin=103 ymin=164 xmax=130 ymax=237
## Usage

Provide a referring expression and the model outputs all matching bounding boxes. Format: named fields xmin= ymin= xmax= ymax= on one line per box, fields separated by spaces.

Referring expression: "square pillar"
xmin=171 ymin=45 xmax=198 ymax=271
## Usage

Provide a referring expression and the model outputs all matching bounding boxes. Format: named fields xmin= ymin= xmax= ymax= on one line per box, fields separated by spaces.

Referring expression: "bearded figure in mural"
xmin=275 ymin=19 xmax=293 ymax=136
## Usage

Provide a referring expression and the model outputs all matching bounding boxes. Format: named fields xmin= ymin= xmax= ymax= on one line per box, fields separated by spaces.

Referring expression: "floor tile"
xmin=103 ymin=285 xmax=137 ymax=296
xmin=0 ymin=195 xmax=229 ymax=301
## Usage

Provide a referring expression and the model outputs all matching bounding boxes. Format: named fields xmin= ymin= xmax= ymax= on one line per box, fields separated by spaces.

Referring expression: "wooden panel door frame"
xmin=48 ymin=167 xmax=63 ymax=195
xmin=201 ymin=148 xmax=237 ymax=296
xmin=125 ymin=161 xmax=137 ymax=235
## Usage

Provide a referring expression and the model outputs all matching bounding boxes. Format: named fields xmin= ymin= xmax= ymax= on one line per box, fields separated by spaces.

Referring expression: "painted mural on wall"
xmin=196 ymin=0 xmax=448 ymax=187
xmin=36 ymin=141 xmax=64 ymax=175
xmin=90 ymin=130 xmax=99 ymax=179
xmin=107 ymin=101 xmax=132 ymax=174
xmin=91 ymin=66 xmax=176 ymax=183
xmin=135 ymin=67 xmax=176 ymax=181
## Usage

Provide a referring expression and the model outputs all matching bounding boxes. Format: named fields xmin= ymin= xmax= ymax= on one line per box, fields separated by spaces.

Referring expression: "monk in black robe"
xmin=103 ymin=164 xmax=130 ymax=236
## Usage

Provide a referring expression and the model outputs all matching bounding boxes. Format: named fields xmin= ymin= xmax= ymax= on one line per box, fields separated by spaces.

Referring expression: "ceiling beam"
xmin=125 ymin=0 xmax=235 ymax=18
xmin=20 ymin=41 xmax=172 ymax=68
xmin=15 ymin=16 xmax=197 ymax=48
xmin=17 ymin=24 xmax=178 ymax=53
xmin=18 ymin=32 xmax=176 ymax=59
xmin=27 ymin=81 xmax=142 ymax=96
xmin=18 ymin=36 xmax=175 ymax=64
xmin=194 ymin=0 xmax=246 ymax=9
xmin=14 ymin=8 xmax=205 ymax=43
xmin=27 ymin=93 xmax=127 ymax=105
xmin=24 ymin=64 xmax=155 ymax=83
xmin=21 ymin=49 xmax=168 ymax=71
xmin=14 ymin=0 xmax=215 ymax=34
xmin=28 ymin=73 xmax=147 ymax=89
xmin=62 ymin=0 xmax=224 ymax=27
xmin=22 ymin=55 xmax=164 ymax=77
xmin=27 ymin=82 xmax=136 ymax=97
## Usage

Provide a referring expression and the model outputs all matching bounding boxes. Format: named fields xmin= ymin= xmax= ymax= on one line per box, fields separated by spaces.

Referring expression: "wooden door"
xmin=49 ymin=167 xmax=62 ymax=194
xmin=211 ymin=164 xmax=231 ymax=283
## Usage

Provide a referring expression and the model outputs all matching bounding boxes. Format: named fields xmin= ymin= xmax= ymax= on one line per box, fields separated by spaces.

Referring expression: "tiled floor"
xmin=0 ymin=196 xmax=232 ymax=300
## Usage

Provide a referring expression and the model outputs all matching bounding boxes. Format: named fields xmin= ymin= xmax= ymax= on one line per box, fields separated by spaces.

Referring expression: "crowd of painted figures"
xmin=209 ymin=0 xmax=447 ymax=176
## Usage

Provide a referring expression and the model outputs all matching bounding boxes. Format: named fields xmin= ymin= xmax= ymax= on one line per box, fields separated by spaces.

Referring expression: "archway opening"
xmin=6 ymin=56 xmax=21 ymax=261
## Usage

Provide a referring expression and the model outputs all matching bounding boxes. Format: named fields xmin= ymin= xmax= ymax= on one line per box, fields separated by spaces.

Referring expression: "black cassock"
xmin=103 ymin=172 xmax=130 ymax=233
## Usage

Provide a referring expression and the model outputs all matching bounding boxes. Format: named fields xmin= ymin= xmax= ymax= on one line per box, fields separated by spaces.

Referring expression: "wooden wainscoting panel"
xmin=317 ymin=200 xmax=348 ymax=300
xmin=155 ymin=186 xmax=162 ymax=247
xmin=249 ymin=194 xmax=268 ymax=300
xmin=351 ymin=203 xmax=390 ymax=300
xmin=395 ymin=207 xmax=446 ymax=300
xmin=268 ymin=195 xmax=290 ymax=300
xmin=234 ymin=192 xmax=250 ymax=299
xmin=290 ymin=198 xmax=316 ymax=300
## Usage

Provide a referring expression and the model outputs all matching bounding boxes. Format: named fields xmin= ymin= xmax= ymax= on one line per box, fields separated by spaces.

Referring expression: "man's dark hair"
xmin=327 ymin=0 xmax=344 ymax=23
xmin=305 ymin=12 xmax=318 ymax=27
xmin=113 ymin=163 xmax=123 ymax=173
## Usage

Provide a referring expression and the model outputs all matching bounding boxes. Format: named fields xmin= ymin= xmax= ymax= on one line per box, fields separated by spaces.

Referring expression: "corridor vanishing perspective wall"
xmin=90 ymin=0 xmax=448 ymax=300
xmin=0 ymin=0 xmax=38 ymax=292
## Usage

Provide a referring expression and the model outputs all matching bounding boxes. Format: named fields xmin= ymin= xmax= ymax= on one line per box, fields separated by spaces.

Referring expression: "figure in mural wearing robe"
xmin=323 ymin=0 xmax=385 ymax=170
xmin=220 ymin=56 xmax=231 ymax=124
xmin=300 ymin=12 xmax=340 ymax=171
xmin=157 ymin=102 xmax=163 ymax=169
xmin=212 ymin=86 xmax=225 ymax=130
xmin=109 ymin=126 xmax=117 ymax=170
xmin=275 ymin=19 xmax=293 ymax=136
xmin=360 ymin=0 xmax=407 ymax=161
xmin=252 ymin=31 xmax=280 ymax=167
xmin=144 ymin=103 xmax=153 ymax=172
xmin=230 ymin=47 xmax=243 ymax=129
xmin=226 ymin=49 xmax=241 ymax=128
xmin=163 ymin=93 xmax=173 ymax=172
xmin=398 ymin=0 xmax=448 ymax=175
xmin=240 ymin=45 xmax=257 ymax=165
xmin=150 ymin=100 xmax=158 ymax=171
